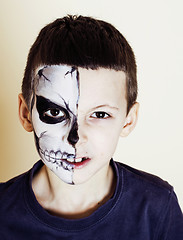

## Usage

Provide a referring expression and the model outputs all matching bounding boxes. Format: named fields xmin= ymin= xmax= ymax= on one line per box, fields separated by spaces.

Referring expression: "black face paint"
xmin=67 ymin=119 xmax=79 ymax=146
xmin=36 ymin=95 xmax=70 ymax=124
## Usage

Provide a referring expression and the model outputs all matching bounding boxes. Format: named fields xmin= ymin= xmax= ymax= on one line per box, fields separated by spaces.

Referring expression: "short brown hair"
xmin=22 ymin=15 xmax=137 ymax=113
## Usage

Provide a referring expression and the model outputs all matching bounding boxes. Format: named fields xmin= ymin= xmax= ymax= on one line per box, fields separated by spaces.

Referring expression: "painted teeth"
xmin=50 ymin=151 xmax=56 ymax=163
xmin=67 ymin=164 xmax=73 ymax=170
xmin=67 ymin=158 xmax=74 ymax=163
xmin=55 ymin=151 xmax=62 ymax=160
xmin=62 ymin=161 xmax=67 ymax=169
xmin=44 ymin=150 xmax=50 ymax=162
xmin=40 ymin=149 xmax=88 ymax=166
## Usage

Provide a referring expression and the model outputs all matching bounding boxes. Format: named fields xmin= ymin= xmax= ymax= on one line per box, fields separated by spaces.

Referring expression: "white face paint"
xmin=31 ymin=65 xmax=79 ymax=184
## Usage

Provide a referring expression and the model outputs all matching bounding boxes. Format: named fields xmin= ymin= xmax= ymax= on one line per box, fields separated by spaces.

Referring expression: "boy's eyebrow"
xmin=91 ymin=104 xmax=119 ymax=111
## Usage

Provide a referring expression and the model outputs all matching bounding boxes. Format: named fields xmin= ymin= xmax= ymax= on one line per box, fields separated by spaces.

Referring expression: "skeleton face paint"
xmin=31 ymin=65 xmax=79 ymax=184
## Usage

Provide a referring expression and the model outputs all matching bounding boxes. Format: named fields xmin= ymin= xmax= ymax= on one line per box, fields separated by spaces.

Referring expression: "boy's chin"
xmin=41 ymin=158 xmax=96 ymax=186
xmin=56 ymin=170 xmax=89 ymax=186
xmin=41 ymin=159 xmax=74 ymax=185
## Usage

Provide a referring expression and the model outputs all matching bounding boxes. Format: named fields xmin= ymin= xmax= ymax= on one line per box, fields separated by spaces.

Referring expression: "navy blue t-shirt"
xmin=0 ymin=160 xmax=183 ymax=239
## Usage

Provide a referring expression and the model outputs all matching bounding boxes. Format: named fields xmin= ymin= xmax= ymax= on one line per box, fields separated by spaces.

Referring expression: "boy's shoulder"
xmin=114 ymin=160 xmax=173 ymax=197
xmin=0 ymin=161 xmax=42 ymax=199
xmin=0 ymin=171 xmax=27 ymax=199
xmin=114 ymin=160 xmax=178 ymax=223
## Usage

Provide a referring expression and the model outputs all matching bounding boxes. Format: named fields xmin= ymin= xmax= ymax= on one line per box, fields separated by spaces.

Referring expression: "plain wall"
xmin=0 ymin=0 xmax=182 ymax=210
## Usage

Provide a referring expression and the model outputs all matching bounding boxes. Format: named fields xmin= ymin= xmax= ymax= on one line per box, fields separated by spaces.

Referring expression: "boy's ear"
xmin=120 ymin=102 xmax=139 ymax=137
xmin=18 ymin=93 xmax=33 ymax=132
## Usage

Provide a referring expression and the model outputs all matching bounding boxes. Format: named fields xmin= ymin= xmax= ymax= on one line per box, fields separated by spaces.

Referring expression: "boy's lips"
xmin=65 ymin=157 xmax=91 ymax=169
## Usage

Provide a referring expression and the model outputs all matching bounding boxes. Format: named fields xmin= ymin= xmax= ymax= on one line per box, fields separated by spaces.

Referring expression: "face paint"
xmin=31 ymin=65 xmax=79 ymax=184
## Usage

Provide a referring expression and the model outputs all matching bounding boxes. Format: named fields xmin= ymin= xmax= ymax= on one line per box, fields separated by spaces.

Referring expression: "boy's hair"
xmin=22 ymin=15 xmax=137 ymax=113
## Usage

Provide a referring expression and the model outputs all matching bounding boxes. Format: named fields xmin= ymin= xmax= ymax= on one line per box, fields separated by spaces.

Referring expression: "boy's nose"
xmin=67 ymin=121 xmax=79 ymax=146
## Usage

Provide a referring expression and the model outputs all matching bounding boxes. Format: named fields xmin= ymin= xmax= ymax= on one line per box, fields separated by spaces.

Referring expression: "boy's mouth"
xmin=66 ymin=157 xmax=91 ymax=169
xmin=40 ymin=149 xmax=90 ymax=169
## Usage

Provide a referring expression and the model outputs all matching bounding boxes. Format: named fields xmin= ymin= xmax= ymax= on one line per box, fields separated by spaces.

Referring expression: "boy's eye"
xmin=91 ymin=111 xmax=110 ymax=119
xmin=36 ymin=95 xmax=70 ymax=124
xmin=44 ymin=109 xmax=64 ymax=118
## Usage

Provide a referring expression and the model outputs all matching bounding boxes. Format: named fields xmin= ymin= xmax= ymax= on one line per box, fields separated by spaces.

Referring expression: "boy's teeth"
xmin=75 ymin=158 xmax=82 ymax=163
xmin=58 ymin=157 xmax=88 ymax=163
xmin=66 ymin=157 xmax=85 ymax=163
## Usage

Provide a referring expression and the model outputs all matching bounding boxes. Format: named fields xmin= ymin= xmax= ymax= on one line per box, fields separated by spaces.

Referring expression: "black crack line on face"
xmin=34 ymin=66 xmax=52 ymax=94
xmin=37 ymin=66 xmax=51 ymax=82
xmin=40 ymin=130 xmax=47 ymax=138
xmin=34 ymin=132 xmax=74 ymax=172
xmin=57 ymin=94 xmax=75 ymax=117
xmin=64 ymin=66 xmax=80 ymax=105
xmin=30 ymin=66 xmax=50 ymax=111
xmin=64 ymin=66 xmax=77 ymax=77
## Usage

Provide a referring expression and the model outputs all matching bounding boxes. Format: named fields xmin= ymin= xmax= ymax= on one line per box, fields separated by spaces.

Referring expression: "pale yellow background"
xmin=0 ymin=0 xmax=183 ymax=210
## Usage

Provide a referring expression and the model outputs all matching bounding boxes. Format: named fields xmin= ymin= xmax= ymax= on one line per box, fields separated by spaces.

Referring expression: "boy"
xmin=0 ymin=15 xmax=182 ymax=239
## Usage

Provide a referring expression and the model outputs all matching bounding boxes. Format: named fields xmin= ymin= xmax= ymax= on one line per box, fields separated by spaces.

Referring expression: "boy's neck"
xmin=32 ymin=162 xmax=116 ymax=219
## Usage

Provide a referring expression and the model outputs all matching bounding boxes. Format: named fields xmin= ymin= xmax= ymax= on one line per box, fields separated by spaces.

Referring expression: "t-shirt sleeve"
xmin=157 ymin=191 xmax=183 ymax=239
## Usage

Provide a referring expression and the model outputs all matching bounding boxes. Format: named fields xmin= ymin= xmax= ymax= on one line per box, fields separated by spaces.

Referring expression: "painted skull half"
xmin=31 ymin=65 xmax=79 ymax=184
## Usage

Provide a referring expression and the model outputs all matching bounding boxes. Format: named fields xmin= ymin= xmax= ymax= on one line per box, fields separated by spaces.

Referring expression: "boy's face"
xmin=29 ymin=65 xmax=134 ymax=185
